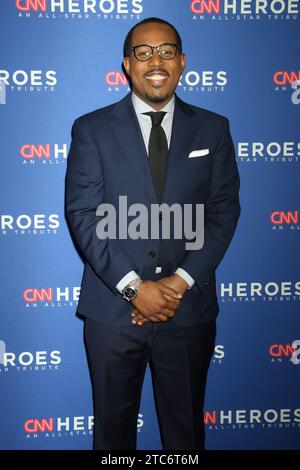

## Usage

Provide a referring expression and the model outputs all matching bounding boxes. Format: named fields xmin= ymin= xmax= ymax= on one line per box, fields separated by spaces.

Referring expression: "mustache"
xmin=144 ymin=68 xmax=169 ymax=77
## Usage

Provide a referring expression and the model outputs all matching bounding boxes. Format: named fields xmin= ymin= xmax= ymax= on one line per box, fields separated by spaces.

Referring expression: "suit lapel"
xmin=109 ymin=94 xmax=157 ymax=203
xmin=162 ymin=95 xmax=197 ymax=202
xmin=109 ymin=93 xmax=197 ymax=204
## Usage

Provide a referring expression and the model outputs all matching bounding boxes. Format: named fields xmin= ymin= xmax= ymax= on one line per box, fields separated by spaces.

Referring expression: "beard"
xmin=145 ymin=89 xmax=173 ymax=104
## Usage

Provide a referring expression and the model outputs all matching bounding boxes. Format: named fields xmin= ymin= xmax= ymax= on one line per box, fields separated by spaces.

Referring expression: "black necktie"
xmin=143 ymin=111 xmax=168 ymax=269
xmin=143 ymin=111 xmax=168 ymax=202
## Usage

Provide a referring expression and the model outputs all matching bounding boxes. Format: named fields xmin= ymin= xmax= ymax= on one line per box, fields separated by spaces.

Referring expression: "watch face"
xmin=123 ymin=287 xmax=136 ymax=301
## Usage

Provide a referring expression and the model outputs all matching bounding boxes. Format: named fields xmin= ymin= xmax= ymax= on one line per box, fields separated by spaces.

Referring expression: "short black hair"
xmin=123 ymin=17 xmax=183 ymax=58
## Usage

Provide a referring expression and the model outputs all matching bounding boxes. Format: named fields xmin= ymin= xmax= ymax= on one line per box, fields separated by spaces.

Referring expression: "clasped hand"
xmin=131 ymin=274 xmax=189 ymax=326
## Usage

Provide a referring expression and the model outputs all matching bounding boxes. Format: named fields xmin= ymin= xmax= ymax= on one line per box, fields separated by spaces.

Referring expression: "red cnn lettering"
xmin=23 ymin=288 xmax=53 ymax=302
xmin=204 ymin=410 xmax=216 ymax=424
xmin=105 ymin=72 xmax=128 ymax=86
xmin=20 ymin=144 xmax=50 ymax=159
xmin=16 ymin=0 xmax=47 ymax=12
xmin=190 ymin=0 xmax=220 ymax=14
xmin=273 ymin=71 xmax=300 ymax=86
xmin=270 ymin=211 xmax=298 ymax=225
xmin=269 ymin=344 xmax=296 ymax=357
xmin=24 ymin=418 xmax=54 ymax=433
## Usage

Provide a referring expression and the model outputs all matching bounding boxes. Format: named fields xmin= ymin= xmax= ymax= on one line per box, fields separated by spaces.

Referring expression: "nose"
xmin=148 ymin=48 xmax=164 ymax=67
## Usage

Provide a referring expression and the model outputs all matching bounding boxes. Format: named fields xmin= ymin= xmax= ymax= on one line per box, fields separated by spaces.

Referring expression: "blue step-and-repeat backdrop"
xmin=0 ymin=0 xmax=299 ymax=450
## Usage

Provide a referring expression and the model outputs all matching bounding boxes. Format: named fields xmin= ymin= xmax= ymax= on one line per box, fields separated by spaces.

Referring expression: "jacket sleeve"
xmin=179 ymin=117 xmax=241 ymax=290
xmin=65 ymin=117 xmax=138 ymax=295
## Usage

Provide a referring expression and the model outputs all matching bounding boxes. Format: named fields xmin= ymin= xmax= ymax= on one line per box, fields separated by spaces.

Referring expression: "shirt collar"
xmin=132 ymin=92 xmax=175 ymax=116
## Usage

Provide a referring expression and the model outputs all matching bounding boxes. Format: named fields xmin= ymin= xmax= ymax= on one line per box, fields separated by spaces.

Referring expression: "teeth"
xmin=146 ymin=74 xmax=167 ymax=80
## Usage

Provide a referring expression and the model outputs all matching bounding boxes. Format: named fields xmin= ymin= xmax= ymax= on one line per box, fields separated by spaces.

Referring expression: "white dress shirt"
xmin=116 ymin=92 xmax=195 ymax=293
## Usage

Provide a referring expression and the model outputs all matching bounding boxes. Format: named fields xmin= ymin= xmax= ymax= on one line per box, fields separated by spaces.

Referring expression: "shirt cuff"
xmin=116 ymin=271 xmax=141 ymax=294
xmin=175 ymin=268 xmax=195 ymax=289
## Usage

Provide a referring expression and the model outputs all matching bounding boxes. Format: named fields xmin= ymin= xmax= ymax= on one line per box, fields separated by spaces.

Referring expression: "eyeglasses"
xmin=129 ymin=43 xmax=180 ymax=61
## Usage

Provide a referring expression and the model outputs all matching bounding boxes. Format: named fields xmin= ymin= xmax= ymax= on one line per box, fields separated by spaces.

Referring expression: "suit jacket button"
xmin=148 ymin=251 xmax=156 ymax=257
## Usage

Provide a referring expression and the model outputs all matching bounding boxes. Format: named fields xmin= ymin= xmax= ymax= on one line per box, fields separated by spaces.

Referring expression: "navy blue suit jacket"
xmin=65 ymin=93 xmax=240 ymax=326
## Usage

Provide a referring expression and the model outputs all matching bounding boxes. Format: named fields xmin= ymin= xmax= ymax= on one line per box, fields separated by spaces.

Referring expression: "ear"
xmin=180 ymin=53 xmax=186 ymax=73
xmin=123 ymin=57 xmax=131 ymax=76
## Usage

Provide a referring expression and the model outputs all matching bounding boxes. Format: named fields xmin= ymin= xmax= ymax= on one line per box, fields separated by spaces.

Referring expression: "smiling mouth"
xmin=145 ymin=71 xmax=169 ymax=83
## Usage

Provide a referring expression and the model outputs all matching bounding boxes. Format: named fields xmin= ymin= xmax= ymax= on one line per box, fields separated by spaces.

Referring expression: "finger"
xmin=138 ymin=319 xmax=149 ymax=325
xmin=131 ymin=309 xmax=141 ymax=322
xmin=131 ymin=310 xmax=148 ymax=319
xmin=132 ymin=310 xmax=145 ymax=320
xmin=163 ymin=295 xmax=180 ymax=309
xmin=148 ymin=314 xmax=168 ymax=322
xmin=132 ymin=313 xmax=146 ymax=322
xmin=156 ymin=314 xmax=169 ymax=322
xmin=132 ymin=313 xmax=149 ymax=325
xmin=132 ymin=318 xmax=148 ymax=325
xmin=135 ymin=312 xmax=169 ymax=323
xmin=160 ymin=284 xmax=182 ymax=299
xmin=147 ymin=315 xmax=162 ymax=322
xmin=160 ymin=308 xmax=176 ymax=318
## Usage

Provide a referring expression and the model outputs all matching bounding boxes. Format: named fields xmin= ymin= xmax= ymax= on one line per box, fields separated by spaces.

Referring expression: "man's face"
xmin=123 ymin=22 xmax=186 ymax=109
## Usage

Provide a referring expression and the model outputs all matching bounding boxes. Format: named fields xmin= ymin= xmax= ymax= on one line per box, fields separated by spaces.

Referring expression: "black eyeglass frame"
xmin=129 ymin=43 xmax=181 ymax=61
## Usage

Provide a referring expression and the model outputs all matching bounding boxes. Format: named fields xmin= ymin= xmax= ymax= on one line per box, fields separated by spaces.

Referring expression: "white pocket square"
xmin=188 ymin=149 xmax=210 ymax=158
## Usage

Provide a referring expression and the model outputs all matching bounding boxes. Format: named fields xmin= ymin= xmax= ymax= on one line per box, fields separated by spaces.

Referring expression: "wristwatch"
xmin=121 ymin=279 xmax=143 ymax=302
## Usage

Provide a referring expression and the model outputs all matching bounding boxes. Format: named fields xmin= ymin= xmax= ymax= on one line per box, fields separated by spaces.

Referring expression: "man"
xmin=65 ymin=17 xmax=240 ymax=450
